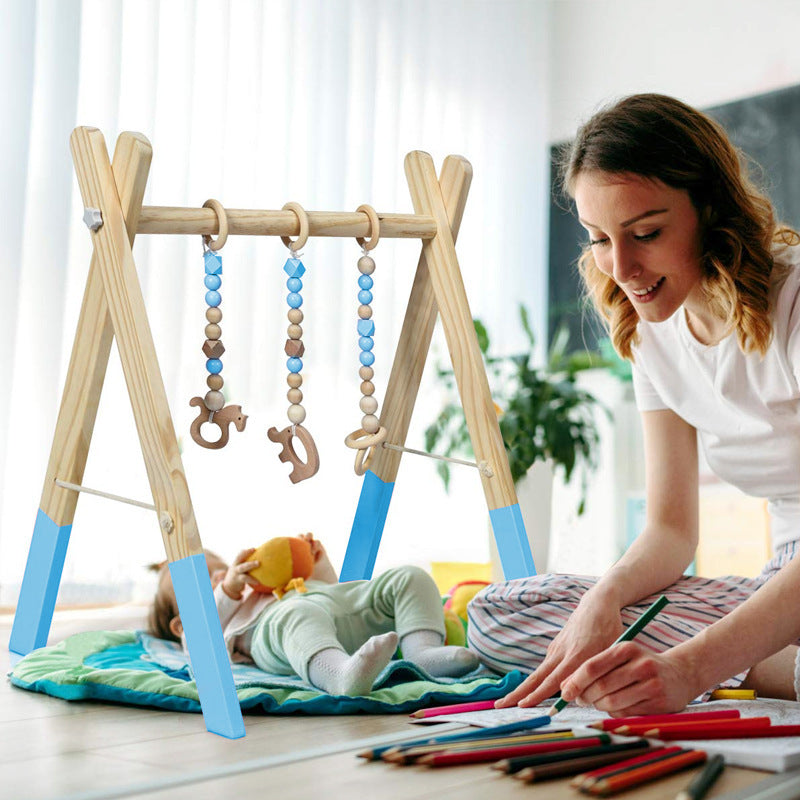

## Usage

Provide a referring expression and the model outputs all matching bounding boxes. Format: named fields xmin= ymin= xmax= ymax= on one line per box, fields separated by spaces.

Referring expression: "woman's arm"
xmin=499 ymin=408 xmax=699 ymax=709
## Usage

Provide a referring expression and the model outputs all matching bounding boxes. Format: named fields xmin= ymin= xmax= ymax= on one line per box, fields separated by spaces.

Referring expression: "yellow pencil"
xmin=709 ymin=688 xmax=757 ymax=700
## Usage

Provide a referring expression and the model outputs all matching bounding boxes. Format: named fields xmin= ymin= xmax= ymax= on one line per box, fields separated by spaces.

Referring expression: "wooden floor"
xmin=0 ymin=606 xmax=772 ymax=800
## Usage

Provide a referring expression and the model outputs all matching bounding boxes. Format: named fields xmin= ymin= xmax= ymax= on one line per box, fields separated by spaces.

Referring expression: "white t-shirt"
xmin=631 ymin=244 xmax=800 ymax=552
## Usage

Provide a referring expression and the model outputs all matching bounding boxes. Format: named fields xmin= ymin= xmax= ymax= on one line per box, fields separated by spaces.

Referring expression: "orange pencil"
xmin=589 ymin=710 xmax=739 ymax=731
xmin=615 ymin=716 xmax=771 ymax=736
xmin=586 ymin=749 xmax=707 ymax=796
xmin=571 ymin=746 xmax=686 ymax=789
xmin=650 ymin=723 xmax=800 ymax=740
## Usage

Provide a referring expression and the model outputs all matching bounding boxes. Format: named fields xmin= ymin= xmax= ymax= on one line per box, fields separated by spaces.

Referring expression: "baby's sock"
xmin=400 ymin=629 xmax=479 ymax=677
xmin=307 ymin=631 xmax=398 ymax=696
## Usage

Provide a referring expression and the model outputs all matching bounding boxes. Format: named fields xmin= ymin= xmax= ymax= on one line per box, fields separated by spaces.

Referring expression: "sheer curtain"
xmin=0 ymin=0 xmax=551 ymax=605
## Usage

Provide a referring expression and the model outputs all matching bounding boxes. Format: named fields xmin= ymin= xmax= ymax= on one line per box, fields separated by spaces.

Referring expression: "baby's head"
xmin=147 ymin=550 xmax=228 ymax=642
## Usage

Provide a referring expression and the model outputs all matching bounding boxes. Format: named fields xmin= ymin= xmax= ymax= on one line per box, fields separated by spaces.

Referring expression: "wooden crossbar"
xmin=137 ymin=207 xmax=437 ymax=239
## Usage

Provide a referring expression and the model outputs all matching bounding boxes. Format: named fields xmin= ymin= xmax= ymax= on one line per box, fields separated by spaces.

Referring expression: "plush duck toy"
xmin=247 ymin=536 xmax=315 ymax=598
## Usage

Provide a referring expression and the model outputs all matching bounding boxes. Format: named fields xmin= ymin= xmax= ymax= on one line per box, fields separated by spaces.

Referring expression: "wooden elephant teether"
xmin=267 ymin=424 xmax=320 ymax=483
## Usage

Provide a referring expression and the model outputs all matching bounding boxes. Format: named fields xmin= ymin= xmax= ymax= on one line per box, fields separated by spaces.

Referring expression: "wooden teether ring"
xmin=268 ymin=423 xmax=320 ymax=483
xmin=344 ymin=426 xmax=387 ymax=475
xmin=189 ymin=397 xmax=248 ymax=449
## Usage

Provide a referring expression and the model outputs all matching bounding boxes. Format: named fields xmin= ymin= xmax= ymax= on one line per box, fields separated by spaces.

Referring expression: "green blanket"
xmin=9 ymin=630 xmax=523 ymax=715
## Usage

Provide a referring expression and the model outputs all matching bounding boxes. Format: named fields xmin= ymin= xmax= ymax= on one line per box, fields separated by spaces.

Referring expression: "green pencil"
xmin=549 ymin=594 xmax=670 ymax=717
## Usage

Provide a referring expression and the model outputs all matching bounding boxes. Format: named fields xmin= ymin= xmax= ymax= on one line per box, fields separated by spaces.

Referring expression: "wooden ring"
xmin=344 ymin=426 xmax=387 ymax=476
xmin=202 ymin=199 xmax=228 ymax=251
xmin=281 ymin=201 xmax=310 ymax=252
xmin=356 ymin=204 xmax=380 ymax=251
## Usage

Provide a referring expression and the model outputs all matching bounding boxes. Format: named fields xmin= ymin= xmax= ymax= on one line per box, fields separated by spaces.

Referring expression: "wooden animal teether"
xmin=190 ymin=398 xmax=248 ymax=450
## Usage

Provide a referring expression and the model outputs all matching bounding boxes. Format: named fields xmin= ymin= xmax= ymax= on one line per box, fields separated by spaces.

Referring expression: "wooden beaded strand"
xmin=267 ymin=202 xmax=320 ymax=483
xmin=344 ymin=204 xmax=387 ymax=475
xmin=189 ymin=199 xmax=248 ymax=449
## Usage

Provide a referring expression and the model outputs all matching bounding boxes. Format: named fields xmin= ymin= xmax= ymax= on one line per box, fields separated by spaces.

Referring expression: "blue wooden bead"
xmin=286 ymin=277 xmax=303 ymax=292
xmin=359 ymin=350 xmax=375 ymax=367
xmin=359 ymin=336 xmax=374 ymax=351
xmin=358 ymin=289 xmax=373 ymax=305
xmin=357 ymin=319 xmax=375 ymax=336
xmin=205 ymin=290 xmax=222 ymax=307
xmin=206 ymin=358 xmax=223 ymax=374
xmin=204 ymin=274 xmax=222 ymax=290
xmin=287 ymin=357 xmax=303 ymax=373
xmin=284 ymin=257 xmax=306 ymax=278
xmin=287 ymin=292 xmax=303 ymax=308
xmin=204 ymin=250 xmax=223 ymax=275
xmin=358 ymin=274 xmax=373 ymax=290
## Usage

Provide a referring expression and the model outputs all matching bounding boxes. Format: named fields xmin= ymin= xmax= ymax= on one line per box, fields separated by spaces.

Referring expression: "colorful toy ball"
xmin=247 ymin=536 xmax=314 ymax=596
xmin=444 ymin=580 xmax=490 ymax=625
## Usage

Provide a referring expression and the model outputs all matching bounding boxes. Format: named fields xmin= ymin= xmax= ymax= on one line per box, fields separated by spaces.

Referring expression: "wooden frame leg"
xmin=404 ymin=151 xmax=535 ymax=580
xmin=10 ymin=133 xmax=150 ymax=658
xmin=339 ymin=156 xmax=473 ymax=580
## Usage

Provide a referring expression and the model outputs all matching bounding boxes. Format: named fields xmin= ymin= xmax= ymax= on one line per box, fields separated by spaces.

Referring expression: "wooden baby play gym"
xmin=8 ymin=126 xmax=535 ymax=738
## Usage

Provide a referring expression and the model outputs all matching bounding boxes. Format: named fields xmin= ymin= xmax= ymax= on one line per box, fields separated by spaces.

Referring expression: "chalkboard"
xmin=548 ymin=84 xmax=800 ymax=352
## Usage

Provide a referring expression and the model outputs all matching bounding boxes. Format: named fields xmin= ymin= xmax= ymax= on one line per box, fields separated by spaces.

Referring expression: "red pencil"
xmin=590 ymin=710 xmax=740 ymax=731
xmin=417 ymin=734 xmax=611 ymax=767
xmin=586 ymin=749 xmax=707 ymax=796
xmin=616 ymin=716 xmax=771 ymax=736
xmin=570 ymin=746 xmax=685 ymax=789
xmin=650 ymin=723 xmax=800 ymax=740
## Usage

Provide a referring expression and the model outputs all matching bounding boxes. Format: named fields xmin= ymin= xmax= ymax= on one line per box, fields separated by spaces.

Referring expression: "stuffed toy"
xmin=247 ymin=536 xmax=315 ymax=598
xmin=444 ymin=580 xmax=490 ymax=630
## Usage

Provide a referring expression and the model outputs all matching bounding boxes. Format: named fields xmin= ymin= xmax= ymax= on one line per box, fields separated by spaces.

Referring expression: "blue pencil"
xmin=357 ymin=715 xmax=551 ymax=760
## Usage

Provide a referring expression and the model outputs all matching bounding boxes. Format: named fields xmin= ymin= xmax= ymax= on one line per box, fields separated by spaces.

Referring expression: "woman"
xmin=468 ymin=93 xmax=800 ymax=716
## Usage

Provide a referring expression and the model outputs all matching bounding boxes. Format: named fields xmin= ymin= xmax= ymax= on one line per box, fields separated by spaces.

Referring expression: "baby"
xmin=148 ymin=533 xmax=478 ymax=696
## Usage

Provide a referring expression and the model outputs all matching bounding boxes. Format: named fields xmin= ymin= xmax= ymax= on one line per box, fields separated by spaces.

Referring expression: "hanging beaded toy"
xmin=344 ymin=204 xmax=387 ymax=474
xmin=189 ymin=199 xmax=248 ymax=449
xmin=267 ymin=202 xmax=321 ymax=483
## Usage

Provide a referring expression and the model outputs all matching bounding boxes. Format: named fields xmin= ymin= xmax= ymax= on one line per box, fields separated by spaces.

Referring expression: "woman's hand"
xmin=221 ymin=548 xmax=260 ymax=600
xmin=496 ymin=596 xmax=625 ymax=709
xmin=560 ymin=641 xmax=694 ymax=716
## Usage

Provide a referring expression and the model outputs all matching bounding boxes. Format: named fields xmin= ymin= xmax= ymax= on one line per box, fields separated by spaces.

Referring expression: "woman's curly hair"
xmin=558 ymin=93 xmax=798 ymax=360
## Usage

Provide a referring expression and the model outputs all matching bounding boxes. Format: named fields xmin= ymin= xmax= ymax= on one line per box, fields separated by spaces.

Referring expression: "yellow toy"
xmin=247 ymin=536 xmax=314 ymax=597
xmin=444 ymin=580 xmax=490 ymax=627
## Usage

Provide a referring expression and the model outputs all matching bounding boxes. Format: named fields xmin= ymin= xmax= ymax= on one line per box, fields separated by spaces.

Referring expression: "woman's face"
xmin=573 ymin=171 xmax=705 ymax=324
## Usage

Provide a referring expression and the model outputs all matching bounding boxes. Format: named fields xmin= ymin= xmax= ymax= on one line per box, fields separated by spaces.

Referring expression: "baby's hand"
xmin=221 ymin=548 xmax=260 ymax=600
xmin=299 ymin=532 xmax=325 ymax=563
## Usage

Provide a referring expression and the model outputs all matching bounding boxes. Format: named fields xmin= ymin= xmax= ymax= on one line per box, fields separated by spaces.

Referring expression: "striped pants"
xmin=467 ymin=541 xmax=799 ymax=690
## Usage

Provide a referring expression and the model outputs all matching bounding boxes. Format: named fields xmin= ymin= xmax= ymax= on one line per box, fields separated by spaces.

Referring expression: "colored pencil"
xmin=649 ymin=723 xmax=800 ymax=740
xmin=415 ymin=734 xmax=612 ymax=767
xmin=382 ymin=731 xmax=577 ymax=764
xmin=492 ymin=740 xmax=650 ymax=774
xmin=515 ymin=747 xmax=655 ymax=783
xmin=675 ymin=753 xmax=725 ymax=800
xmin=616 ymin=716 xmax=771 ymax=737
xmin=549 ymin=594 xmax=670 ymax=717
xmin=571 ymin=747 xmax=687 ymax=789
xmin=589 ymin=710 xmax=740 ymax=730
xmin=586 ymin=749 xmax=707 ymax=796
xmin=409 ymin=699 xmax=498 ymax=718
xmin=355 ymin=714 xmax=551 ymax=760
xmin=709 ymin=688 xmax=757 ymax=700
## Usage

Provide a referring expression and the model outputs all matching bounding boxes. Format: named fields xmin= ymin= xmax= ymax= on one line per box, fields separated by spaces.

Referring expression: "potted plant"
xmin=424 ymin=305 xmax=607 ymax=573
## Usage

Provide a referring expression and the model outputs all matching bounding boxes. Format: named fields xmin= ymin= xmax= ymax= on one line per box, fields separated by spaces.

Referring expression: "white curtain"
xmin=0 ymin=0 xmax=551 ymax=605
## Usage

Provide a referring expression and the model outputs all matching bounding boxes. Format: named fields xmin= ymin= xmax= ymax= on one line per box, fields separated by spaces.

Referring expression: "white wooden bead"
xmin=360 ymin=380 xmax=375 ymax=396
xmin=287 ymin=373 xmax=303 ymax=388
xmin=288 ymin=308 xmax=304 ymax=324
xmin=205 ymin=323 xmax=222 ymax=340
xmin=358 ymin=304 xmax=373 ymax=319
xmin=358 ymin=255 xmax=376 ymax=274
xmin=362 ymin=414 xmax=379 ymax=433
xmin=288 ymin=404 xmax=306 ymax=424
xmin=287 ymin=388 xmax=303 ymax=404
xmin=204 ymin=390 xmax=225 ymax=411
xmin=206 ymin=307 xmax=222 ymax=323
xmin=287 ymin=323 xmax=303 ymax=339
xmin=359 ymin=395 xmax=378 ymax=414
xmin=359 ymin=366 xmax=374 ymax=381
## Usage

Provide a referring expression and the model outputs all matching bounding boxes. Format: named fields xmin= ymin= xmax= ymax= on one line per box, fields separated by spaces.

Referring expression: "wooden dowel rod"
xmin=137 ymin=207 xmax=437 ymax=240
